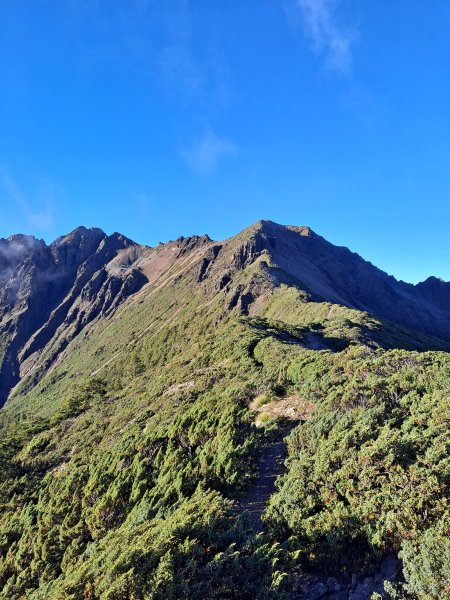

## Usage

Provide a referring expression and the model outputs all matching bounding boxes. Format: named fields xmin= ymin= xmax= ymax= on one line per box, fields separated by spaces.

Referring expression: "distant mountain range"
xmin=1 ymin=219 xmax=449 ymax=407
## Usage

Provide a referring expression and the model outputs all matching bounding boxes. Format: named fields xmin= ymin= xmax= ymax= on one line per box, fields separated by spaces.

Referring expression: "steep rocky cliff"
xmin=0 ymin=227 xmax=147 ymax=405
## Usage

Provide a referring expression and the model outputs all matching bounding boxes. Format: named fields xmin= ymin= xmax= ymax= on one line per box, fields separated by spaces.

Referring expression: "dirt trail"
xmin=238 ymin=432 xmax=402 ymax=599
xmin=237 ymin=434 xmax=288 ymax=532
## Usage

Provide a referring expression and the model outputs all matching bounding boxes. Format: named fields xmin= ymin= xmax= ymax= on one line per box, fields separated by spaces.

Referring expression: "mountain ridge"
xmin=1 ymin=219 xmax=450 ymax=407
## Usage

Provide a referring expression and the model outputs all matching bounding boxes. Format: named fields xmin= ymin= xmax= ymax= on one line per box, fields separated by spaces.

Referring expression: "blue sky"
xmin=1 ymin=0 xmax=450 ymax=283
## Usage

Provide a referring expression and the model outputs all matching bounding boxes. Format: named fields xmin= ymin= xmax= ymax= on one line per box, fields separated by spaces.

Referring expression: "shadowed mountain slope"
xmin=220 ymin=220 xmax=450 ymax=342
xmin=0 ymin=227 xmax=147 ymax=405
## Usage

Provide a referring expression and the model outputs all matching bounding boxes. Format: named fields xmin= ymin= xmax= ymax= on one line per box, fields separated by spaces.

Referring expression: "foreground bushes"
xmin=1 ymin=303 xmax=449 ymax=598
xmin=264 ymin=346 xmax=450 ymax=597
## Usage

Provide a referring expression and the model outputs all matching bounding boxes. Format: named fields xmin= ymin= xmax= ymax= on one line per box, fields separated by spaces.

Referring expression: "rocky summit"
xmin=0 ymin=221 xmax=449 ymax=599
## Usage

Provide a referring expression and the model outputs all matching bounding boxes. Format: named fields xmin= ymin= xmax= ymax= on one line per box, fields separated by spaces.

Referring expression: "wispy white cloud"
xmin=157 ymin=0 xmax=203 ymax=103
xmin=182 ymin=129 xmax=237 ymax=175
xmin=288 ymin=0 xmax=356 ymax=75
xmin=0 ymin=168 xmax=55 ymax=231
xmin=67 ymin=1 xmax=235 ymax=175
xmin=128 ymin=0 xmax=232 ymax=109
xmin=86 ymin=1 xmax=235 ymax=175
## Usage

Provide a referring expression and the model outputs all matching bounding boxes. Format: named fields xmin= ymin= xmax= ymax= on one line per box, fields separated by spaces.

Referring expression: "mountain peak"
xmin=241 ymin=219 xmax=319 ymax=241
xmin=418 ymin=275 xmax=449 ymax=286
xmin=6 ymin=233 xmax=41 ymax=245
xmin=0 ymin=235 xmax=46 ymax=268
xmin=51 ymin=226 xmax=106 ymax=248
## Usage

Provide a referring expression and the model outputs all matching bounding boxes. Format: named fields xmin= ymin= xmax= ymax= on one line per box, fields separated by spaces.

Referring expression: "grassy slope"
xmin=0 ymin=255 xmax=449 ymax=599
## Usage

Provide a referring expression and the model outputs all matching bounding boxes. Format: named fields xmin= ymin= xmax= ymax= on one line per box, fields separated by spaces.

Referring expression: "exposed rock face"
xmin=415 ymin=276 xmax=450 ymax=313
xmin=221 ymin=220 xmax=450 ymax=341
xmin=1 ymin=219 xmax=449 ymax=406
xmin=0 ymin=227 xmax=148 ymax=406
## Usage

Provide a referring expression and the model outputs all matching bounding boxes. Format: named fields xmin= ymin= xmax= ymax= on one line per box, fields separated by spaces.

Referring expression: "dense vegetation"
xmin=0 ymin=267 xmax=449 ymax=598
xmin=260 ymin=343 xmax=450 ymax=598
xmin=0 ymin=284 xmax=292 ymax=599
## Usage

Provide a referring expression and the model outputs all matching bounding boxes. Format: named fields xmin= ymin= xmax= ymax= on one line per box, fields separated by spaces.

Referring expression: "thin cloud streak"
xmin=129 ymin=0 xmax=232 ymax=110
xmin=0 ymin=168 xmax=55 ymax=231
xmin=119 ymin=1 xmax=236 ymax=175
xmin=157 ymin=0 xmax=203 ymax=103
xmin=182 ymin=129 xmax=237 ymax=175
xmin=289 ymin=0 xmax=356 ymax=75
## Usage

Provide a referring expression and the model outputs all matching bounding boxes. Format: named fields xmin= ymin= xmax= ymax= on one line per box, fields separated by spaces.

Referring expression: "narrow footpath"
xmin=237 ymin=434 xmax=288 ymax=532
xmin=236 ymin=428 xmax=400 ymax=599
